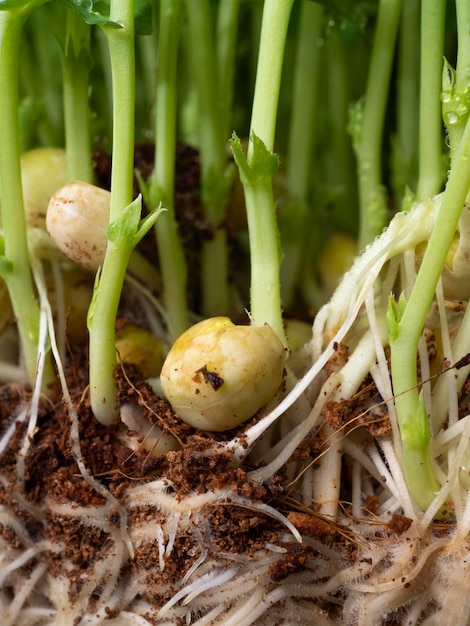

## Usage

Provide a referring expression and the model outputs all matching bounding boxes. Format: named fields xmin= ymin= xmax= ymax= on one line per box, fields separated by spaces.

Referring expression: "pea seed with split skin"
xmin=160 ymin=316 xmax=286 ymax=432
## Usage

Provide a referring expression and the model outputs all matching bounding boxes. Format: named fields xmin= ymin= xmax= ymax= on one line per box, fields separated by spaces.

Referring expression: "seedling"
xmin=2 ymin=0 xmax=470 ymax=624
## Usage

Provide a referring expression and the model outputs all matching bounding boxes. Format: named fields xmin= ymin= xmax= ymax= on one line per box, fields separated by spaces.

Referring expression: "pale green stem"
xmin=244 ymin=0 xmax=294 ymax=346
xmin=184 ymin=0 xmax=231 ymax=317
xmin=150 ymin=0 xmax=188 ymax=342
xmin=443 ymin=0 xmax=470 ymax=161
xmin=216 ymin=0 xmax=239 ymax=141
xmin=0 ymin=6 xmax=54 ymax=389
xmin=63 ymin=8 xmax=93 ymax=183
xmin=325 ymin=37 xmax=358 ymax=233
xmin=390 ymin=113 xmax=470 ymax=511
xmin=281 ymin=0 xmax=323 ymax=307
xmin=286 ymin=1 xmax=322 ymax=201
xmin=89 ymin=0 xmax=135 ymax=425
xmin=357 ymin=0 xmax=403 ymax=249
xmin=89 ymin=246 xmax=131 ymax=424
xmin=416 ymin=0 xmax=446 ymax=200
xmin=393 ymin=0 xmax=419 ymax=196
xmin=247 ymin=0 xmax=293 ymax=159
xmin=455 ymin=0 xmax=470 ymax=90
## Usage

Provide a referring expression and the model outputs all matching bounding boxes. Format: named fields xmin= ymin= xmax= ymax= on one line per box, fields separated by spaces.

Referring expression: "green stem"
xmin=416 ymin=0 xmax=446 ymax=200
xmin=63 ymin=8 xmax=93 ymax=183
xmin=280 ymin=0 xmax=323 ymax=307
xmin=286 ymin=1 xmax=322 ymax=201
xmin=247 ymin=0 xmax=293 ymax=159
xmin=324 ymin=37 xmax=358 ymax=233
xmin=0 ymin=4 xmax=54 ymax=389
xmin=393 ymin=0 xmax=419 ymax=197
xmin=148 ymin=0 xmax=188 ymax=342
xmin=216 ymin=0 xmax=239 ymax=141
xmin=135 ymin=13 xmax=157 ymax=138
xmin=455 ymin=0 xmax=470 ymax=91
xmin=390 ymin=112 xmax=470 ymax=511
xmin=183 ymin=0 xmax=232 ymax=317
xmin=24 ymin=5 xmax=64 ymax=147
xmin=89 ymin=0 xmax=135 ymax=425
xmin=240 ymin=0 xmax=294 ymax=346
xmin=244 ymin=174 xmax=284 ymax=338
xmin=92 ymin=28 xmax=113 ymax=141
xmin=356 ymin=0 xmax=403 ymax=249
xmin=443 ymin=0 xmax=470 ymax=161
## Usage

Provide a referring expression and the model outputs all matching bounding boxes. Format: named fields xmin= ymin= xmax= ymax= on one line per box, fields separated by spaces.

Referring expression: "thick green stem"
xmin=242 ymin=0 xmax=294 ymax=346
xmin=88 ymin=246 xmax=130 ymax=421
xmin=390 ymin=113 xmax=470 ymax=511
xmin=247 ymin=0 xmax=293 ymax=160
xmin=416 ymin=0 xmax=446 ymax=200
xmin=63 ymin=8 xmax=93 ymax=183
xmin=0 ymin=5 xmax=54 ymax=389
xmin=356 ymin=0 xmax=403 ymax=249
xmin=88 ymin=0 xmax=135 ymax=425
xmin=149 ymin=0 xmax=188 ymax=342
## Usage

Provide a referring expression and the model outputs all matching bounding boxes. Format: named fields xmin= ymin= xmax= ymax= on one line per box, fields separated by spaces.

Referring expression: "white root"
xmin=3 ymin=192 xmax=470 ymax=624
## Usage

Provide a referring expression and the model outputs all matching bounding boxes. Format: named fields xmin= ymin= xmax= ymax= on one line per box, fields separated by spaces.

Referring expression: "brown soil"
xmin=0 ymin=358 xmax=363 ymax=619
xmin=1 ymin=144 xmax=455 ymax=624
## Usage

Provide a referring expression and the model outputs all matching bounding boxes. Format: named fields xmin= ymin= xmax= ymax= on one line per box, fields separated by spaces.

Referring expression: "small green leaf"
xmin=400 ymin=391 xmax=431 ymax=450
xmin=135 ymin=205 xmax=165 ymax=243
xmin=106 ymin=195 xmax=165 ymax=250
xmin=442 ymin=58 xmax=455 ymax=92
xmin=230 ymin=131 xmax=279 ymax=186
xmin=106 ymin=196 xmax=144 ymax=247
xmin=386 ymin=292 xmax=407 ymax=341
xmin=230 ymin=132 xmax=251 ymax=183
xmin=396 ymin=292 xmax=407 ymax=320
xmin=249 ymin=132 xmax=280 ymax=179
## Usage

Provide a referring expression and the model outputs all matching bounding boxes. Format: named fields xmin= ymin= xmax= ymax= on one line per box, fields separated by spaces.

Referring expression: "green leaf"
xmin=230 ymin=131 xmax=279 ymax=187
xmin=0 ymin=0 xmax=46 ymax=10
xmin=106 ymin=195 xmax=165 ymax=249
xmin=107 ymin=196 xmax=143 ymax=246
xmin=249 ymin=132 xmax=280 ymax=178
xmin=230 ymin=132 xmax=251 ymax=183
xmin=386 ymin=292 xmax=407 ymax=341
xmin=54 ymin=0 xmax=152 ymax=32
xmin=57 ymin=0 xmax=121 ymax=27
xmin=400 ymin=391 xmax=431 ymax=450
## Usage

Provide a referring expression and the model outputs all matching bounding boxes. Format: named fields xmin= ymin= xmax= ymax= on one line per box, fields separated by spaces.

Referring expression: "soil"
xmin=0 ymin=348 xmax=427 ymax=624
xmin=0 ymin=144 xmax=462 ymax=625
